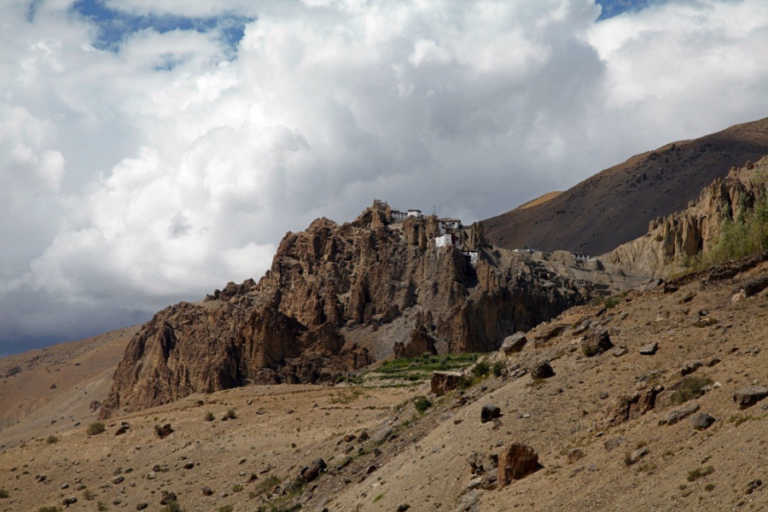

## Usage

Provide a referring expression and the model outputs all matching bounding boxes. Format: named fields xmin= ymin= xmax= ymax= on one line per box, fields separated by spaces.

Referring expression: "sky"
xmin=2 ymin=0 xmax=768 ymax=356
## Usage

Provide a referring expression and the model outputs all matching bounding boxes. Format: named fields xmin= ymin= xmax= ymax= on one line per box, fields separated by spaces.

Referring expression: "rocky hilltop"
xmin=608 ymin=156 xmax=768 ymax=276
xmin=101 ymin=204 xmax=644 ymax=418
xmin=483 ymin=117 xmax=768 ymax=255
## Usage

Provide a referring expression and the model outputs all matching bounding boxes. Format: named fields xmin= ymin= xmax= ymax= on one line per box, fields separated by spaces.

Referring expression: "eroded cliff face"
xmin=102 ymin=207 xmax=638 ymax=418
xmin=608 ymin=157 xmax=768 ymax=277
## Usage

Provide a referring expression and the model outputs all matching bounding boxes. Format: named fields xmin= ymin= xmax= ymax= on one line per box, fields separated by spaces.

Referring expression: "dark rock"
xmin=745 ymin=479 xmax=763 ymax=495
xmin=136 ymin=504 xmax=148 ymax=511
xmin=481 ymin=404 xmax=502 ymax=423
xmin=63 ymin=497 xmax=78 ymax=505
xmin=202 ymin=486 xmax=213 ymax=496
xmin=733 ymin=386 xmax=768 ymax=408
xmin=397 ymin=505 xmax=410 ymax=512
xmin=497 ymin=443 xmax=539 ymax=486
xmin=639 ymin=342 xmax=658 ymax=355
xmin=155 ymin=423 xmax=174 ymax=438
xmin=366 ymin=465 xmax=378 ymax=474
xmin=300 ymin=458 xmax=327 ymax=483
xmin=602 ymin=384 xmax=663 ymax=427
xmin=681 ymin=360 xmax=704 ymax=376
xmin=581 ymin=329 xmax=613 ymax=357
xmin=659 ymin=404 xmax=699 ymax=426
xmin=431 ymin=372 xmax=463 ymax=397
xmin=160 ymin=491 xmax=177 ymax=505
xmin=690 ymin=413 xmax=716 ymax=430
xmin=500 ymin=333 xmax=527 ymax=354
xmin=183 ymin=462 xmax=195 ymax=470
xmin=358 ymin=430 xmax=370 ymax=442
xmin=529 ymin=360 xmax=554 ymax=380
xmin=112 ymin=475 xmax=124 ymax=484
xmin=744 ymin=276 xmax=768 ymax=297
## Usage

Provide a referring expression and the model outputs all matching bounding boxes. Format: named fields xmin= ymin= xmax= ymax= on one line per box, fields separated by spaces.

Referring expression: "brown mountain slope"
xmin=483 ymin=117 xmax=768 ymax=255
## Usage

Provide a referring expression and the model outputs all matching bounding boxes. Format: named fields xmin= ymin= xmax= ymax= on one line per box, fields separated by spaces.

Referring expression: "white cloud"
xmin=1 ymin=0 xmax=768 ymax=354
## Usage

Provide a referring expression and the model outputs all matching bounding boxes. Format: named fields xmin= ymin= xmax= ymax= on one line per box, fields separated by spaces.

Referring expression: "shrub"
xmin=37 ymin=508 xmax=61 ymax=512
xmin=97 ymin=502 xmax=108 ymax=511
xmin=84 ymin=489 xmax=96 ymax=500
xmin=205 ymin=412 xmax=215 ymax=422
xmin=604 ymin=296 xmax=620 ymax=309
xmin=232 ymin=484 xmax=244 ymax=493
xmin=687 ymin=465 xmax=714 ymax=482
xmin=219 ymin=506 xmax=233 ymax=512
xmin=46 ymin=435 xmax=59 ymax=444
xmin=0 ymin=488 xmax=8 ymax=498
xmin=413 ymin=396 xmax=432 ymax=413
xmin=705 ymin=483 xmax=716 ymax=491
xmin=471 ymin=361 xmax=490 ymax=378
xmin=670 ymin=375 xmax=713 ymax=405
xmin=225 ymin=409 xmax=237 ymax=420
xmin=492 ymin=361 xmax=505 ymax=377
xmin=87 ymin=422 xmax=105 ymax=436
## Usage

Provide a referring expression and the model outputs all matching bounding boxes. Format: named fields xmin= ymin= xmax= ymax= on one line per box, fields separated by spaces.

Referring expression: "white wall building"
xmin=435 ymin=233 xmax=455 ymax=248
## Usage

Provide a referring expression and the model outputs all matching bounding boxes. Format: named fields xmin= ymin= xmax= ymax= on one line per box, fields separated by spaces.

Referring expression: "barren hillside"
xmin=483 ymin=117 xmax=768 ymax=255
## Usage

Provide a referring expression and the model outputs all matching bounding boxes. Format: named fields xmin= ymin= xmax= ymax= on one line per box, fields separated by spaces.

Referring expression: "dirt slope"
xmin=2 ymin=256 xmax=768 ymax=511
xmin=0 ymin=326 xmax=137 ymax=449
xmin=483 ymin=117 xmax=768 ymax=255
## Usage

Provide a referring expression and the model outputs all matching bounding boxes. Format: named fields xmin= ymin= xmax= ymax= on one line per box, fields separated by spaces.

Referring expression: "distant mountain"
xmin=483 ymin=117 xmax=768 ymax=256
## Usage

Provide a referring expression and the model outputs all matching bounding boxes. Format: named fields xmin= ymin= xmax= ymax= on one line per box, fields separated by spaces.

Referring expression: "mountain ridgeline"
xmin=483 ymin=117 xmax=768 ymax=255
xmin=100 ymin=205 xmax=638 ymax=418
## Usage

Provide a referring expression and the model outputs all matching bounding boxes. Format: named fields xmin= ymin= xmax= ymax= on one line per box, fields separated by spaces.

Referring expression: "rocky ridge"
xmin=101 ymin=206 xmax=644 ymax=418
xmin=608 ymin=156 xmax=768 ymax=276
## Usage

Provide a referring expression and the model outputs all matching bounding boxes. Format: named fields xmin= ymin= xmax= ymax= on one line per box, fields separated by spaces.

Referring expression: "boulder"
xmin=529 ymin=360 xmax=554 ymax=380
xmin=566 ymin=448 xmax=585 ymax=463
xmin=481 ymin=404 xmax=502 ymax=423
xmin=500 ymin=333 xmax=528 ymax=354
xmin=733 ymin=386 xmax=768 ymax=408
xmin=300 ymin=458 xmax=327 ymax=483
xmin=497 ymin=444 xmax=539 ymax=487
xmin=627 ymin=446 xmax=648 ymax=465
xmin=690 ymin=413 xmax=716 ymax=430
xmin=639 ymin=342 xmax=658 ymax=355
xmin=602 ymin=384 xmax=663 ymax=427
xmin=658 ymin=403 xmax=699 ymax=426
xmin=744 ymin=276 xmax=768 ymax=297
xmin=431 ymin=372 xmax=464 ymax=397
xmin=581 ymin=329 xmax=613 ymax=357
xmin=681 ymin=360 xmax=704 ymax=376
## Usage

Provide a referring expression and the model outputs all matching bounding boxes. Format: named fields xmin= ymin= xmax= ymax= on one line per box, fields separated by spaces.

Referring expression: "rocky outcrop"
xmin=608 ymin=156 xmax=768 ymax=276
xmin=102 ymin=205 xmax=641 ymax=418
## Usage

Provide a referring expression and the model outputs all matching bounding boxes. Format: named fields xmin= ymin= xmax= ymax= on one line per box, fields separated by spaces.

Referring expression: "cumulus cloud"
xmin=1 ymin=0 xmax=768 ymax=354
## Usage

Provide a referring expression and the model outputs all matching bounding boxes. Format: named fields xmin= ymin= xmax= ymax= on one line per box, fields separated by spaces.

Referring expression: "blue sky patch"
xmin=68 ymin=0 xmax=252 ymax=53
xmin=595 ymin=0 xmax=662 ymax=20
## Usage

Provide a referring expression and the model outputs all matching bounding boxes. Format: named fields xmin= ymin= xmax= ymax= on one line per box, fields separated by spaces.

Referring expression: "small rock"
xmin=690 ymin=413 xmax=716 ymax=430
xmin=599 ymin=391 xmax=609 ymax=400
xmin=567 ymin=448 xmax=585 ymax=463
xmin=681 ymin=360 xmax=704 ymax=376
xmin=112 ymin=475 xmax=124 ymax=484
xmin=146 ymin=471 xmax=156 ymax=480
xmin=529 ymin=360 xmax=555 ymax=380
xmin=639 ymin=342 xmax=658 ymax=355
xmin=184 ymin=462 xmax=195 ymax=470
xmin=61 ymin=482 xmax=69 ymax=489
xmin=627 ymin=446 xmax=648 ymax=465
xmin=733 ymin=386 xmax=768 ymax=408
xmin=745 ymin=479 xmax=763 ymax=495
xmin=300 ymin=458 xmax=327 ymax=483
xmin=659 ymin=404 xmax=699 ymax=426
xmin=202 ymin=486 xmax=213 ymax=496
xmin=397 ymin=505 xmax=410 ymax=512
xmin=160 ymin=491 xmax=177 ymax=505
xmin=693 ymin=317 xmax=718 ymax=328
xmin=136 ymin=504 xmax=148 ymax=511
xmin=612 ymin=347 xmax=628 ymax=357
xmin=497 ymin=443 xmax=539 ymax=486
xmin=358 ymin=430 xmax=370 ymax=442
xmin=155 ymin=423 xmax=174 ymax=438
xmin=481 ymin=404 xmax=502 ymax=423
xmin=63 ymin=497 xmax=78 ymax=505
xmin=500 ymin=333 xmax=528 ymax=354
xmin=366 ymin=465 xmax=378 ymax=474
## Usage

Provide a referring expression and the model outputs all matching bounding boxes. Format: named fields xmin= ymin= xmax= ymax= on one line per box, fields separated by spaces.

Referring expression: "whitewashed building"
xmin=435 ymin=233 xmax=456 ymax=248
